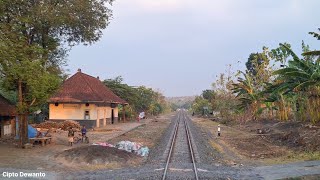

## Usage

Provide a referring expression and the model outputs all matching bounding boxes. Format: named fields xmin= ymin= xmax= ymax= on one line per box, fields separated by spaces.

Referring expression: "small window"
xmin=84 ymin=110 xmax=90 ymax=120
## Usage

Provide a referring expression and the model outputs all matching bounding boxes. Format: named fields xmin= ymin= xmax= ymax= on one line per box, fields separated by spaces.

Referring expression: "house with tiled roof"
xmin=0 ymin=94 xmax=16 ymax=138
xmin=48 ymin=69 xmax=128 ymax=128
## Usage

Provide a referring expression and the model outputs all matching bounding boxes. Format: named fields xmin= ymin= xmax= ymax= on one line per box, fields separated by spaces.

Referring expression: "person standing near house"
xmin=68 ymin=127 xmax=74 ymax=146
xmin=81 ymin=125 xmax=87 ymax=143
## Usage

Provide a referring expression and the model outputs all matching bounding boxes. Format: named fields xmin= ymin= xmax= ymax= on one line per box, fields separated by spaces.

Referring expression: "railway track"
xmin=162 ymin=111 xmax=199 ymax=180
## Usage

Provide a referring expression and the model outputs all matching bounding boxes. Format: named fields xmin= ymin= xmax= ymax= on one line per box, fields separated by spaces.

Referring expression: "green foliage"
xmin=0 ymin=0 xmax=113 ymax=145
xmin=0 ymin=0 xmax=113 ymax=112
xmin=302 ymin=29 xmax=320 ymax=58
xmin=200 ymin=30 xmax=320 ymax=124
xmin=272 ymin=44 xmax=320 ymax=123
xmin=273 ymin=44 xmax=320 ymax=92
xmin=308 ymin=28 xmax=320 ymax=40
xmin=202 ymin=89 xmax=215 ymax=102
xmin=191 ymin=96 xmax=211 ymax=115
xmin=103 ymin=77 xmax=169 ymax=117
xmin=246 ymin=53 xmax=268 ymax=76
xmin=210 ymin=65 xmax=239 ymax=119
xmin=0 ymin=80 xmax=16 ymax=103
xmin=269 ymin=42 xmax=292 ymax=65
xmin=103 ymin=76 xmax=138 ymax=106
xmin=232 ymin=73 xmax=258 ymax=109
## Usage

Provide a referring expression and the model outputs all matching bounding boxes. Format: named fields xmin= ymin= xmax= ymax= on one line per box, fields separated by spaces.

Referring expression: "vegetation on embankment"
xmin=192 ymin=29 xmax=320 ymax=125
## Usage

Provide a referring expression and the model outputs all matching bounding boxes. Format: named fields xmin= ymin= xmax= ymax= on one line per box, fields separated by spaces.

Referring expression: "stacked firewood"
xmin=33 ymin=121 xmax=60 ymax=129
xmin=60 ymin=120 xmax=81 ymax=130
xmin=33 ymin=120 xmax=81 ymax=131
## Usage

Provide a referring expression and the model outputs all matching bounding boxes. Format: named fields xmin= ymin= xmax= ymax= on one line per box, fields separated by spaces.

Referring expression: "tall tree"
xmin=104 ymin=77 xmax=169 ymax=117
xmin=201 ymin=89 xmax=215 ymax=102
xmin=192 ymin=96 xmax=211 ymax=115
xmin=211 ymin=65 xmax=238 ymax=119
xmin=246 ymin=53 xmax=264 ymax=76
xmin=245 ymin=52 xmax=271 ymax=88
xmin=0 ymin=0 xmax=114 ymax=146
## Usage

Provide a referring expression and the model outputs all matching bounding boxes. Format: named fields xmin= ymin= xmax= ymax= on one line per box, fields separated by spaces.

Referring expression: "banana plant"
xmin=273 ymin=44 xmax=320 ymax=123
xmin=264 ymin=82 xmax=293 ymax=121
xmin=232 ymin=72 xmax=263 ymax=120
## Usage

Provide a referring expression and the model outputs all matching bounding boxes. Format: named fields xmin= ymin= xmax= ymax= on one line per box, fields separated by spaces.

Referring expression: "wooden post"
xmin=103 ymin=109 xmax=106 ymax=127
xmin=122 ymin=105 xmax=126 ymax=122
xmin=0 ymin=119 xmax=3 ymax=138
xmin=15 ymin=116 xmax=19 ymax=139
xmin=96 ymin=109 xmax=100 ymax=128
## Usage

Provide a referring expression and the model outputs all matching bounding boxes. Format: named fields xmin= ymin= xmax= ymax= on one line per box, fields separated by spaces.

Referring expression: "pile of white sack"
xmin=92 ymin=140 xmax=149 ymax=157
xmin=115 ymin=141 xmax=149 ymax=157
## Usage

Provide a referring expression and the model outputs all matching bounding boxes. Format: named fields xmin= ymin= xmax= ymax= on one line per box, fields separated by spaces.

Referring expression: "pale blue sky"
xmin=67 ymin=0 xmax=319 ymax=97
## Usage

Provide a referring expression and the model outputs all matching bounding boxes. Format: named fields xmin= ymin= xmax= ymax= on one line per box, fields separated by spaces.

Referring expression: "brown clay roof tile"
xmin=49 ymin=70 xmax=127 ymax=104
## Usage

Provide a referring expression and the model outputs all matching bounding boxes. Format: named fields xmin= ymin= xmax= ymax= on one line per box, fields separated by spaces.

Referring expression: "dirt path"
xmin=192 ymin=118 xmax=264 ymax=166
xmin=0 ymin=114 xmax=172 ymax=175
xmin=255 ymin=160 xmax=320 ymax=180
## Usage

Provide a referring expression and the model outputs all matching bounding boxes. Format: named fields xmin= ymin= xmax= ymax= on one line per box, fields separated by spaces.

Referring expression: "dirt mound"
xmin=55 ymin=145 xmax=142 ymax=166
xmin=275 ymin=121 xmax=303 ymax=131
xmin=270 ymin=131 xmax=305 ymax=148
xmin=243 ymin=120 xmax=320 ymax=152
xmin=33 ymin=120 xmax=81 ymax=131
xmin=269 ymin=130 xmax=320 ymax=151
xmin=228 ymin=136 xmax=287 ymax=159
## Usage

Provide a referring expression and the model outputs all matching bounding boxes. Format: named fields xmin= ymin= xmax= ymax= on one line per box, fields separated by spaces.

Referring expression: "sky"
xmin=67 ymin=0 xmax=320 ymax=97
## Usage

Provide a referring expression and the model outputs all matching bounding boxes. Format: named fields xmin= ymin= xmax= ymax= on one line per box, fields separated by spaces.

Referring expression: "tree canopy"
xmin=103 ymin=76 xmax=169 ymax=117
xmin=0 ymin=0 xmax=114 ymax=145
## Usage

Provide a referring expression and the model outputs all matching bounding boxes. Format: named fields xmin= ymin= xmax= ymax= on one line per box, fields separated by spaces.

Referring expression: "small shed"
xmin=0 ymin=94 xmax=16 ymax=138
xmin=48 ymin=69 xmax=128 ymax=128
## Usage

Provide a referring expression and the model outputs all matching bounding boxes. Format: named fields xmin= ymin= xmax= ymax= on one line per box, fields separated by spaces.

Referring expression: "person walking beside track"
xmin=68 ymin=127 xmax=75 ymax=146
xmin=81 ymin=125 xmax=87 ymax=143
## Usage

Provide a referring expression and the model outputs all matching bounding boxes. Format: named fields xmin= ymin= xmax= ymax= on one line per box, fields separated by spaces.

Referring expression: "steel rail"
xmin=183 ymin=113 xmax=199 ymax=180
xmin=162 ymin=111 xmax=199 ymax=180
xmin=162 ymin=112 xmax=181 ymax=180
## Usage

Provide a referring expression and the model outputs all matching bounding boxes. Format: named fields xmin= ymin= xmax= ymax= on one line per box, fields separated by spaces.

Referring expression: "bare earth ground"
xmin=0 ymin=115 xmax=172 ymax=173
xmin=1 ymin=114 xmax=320 ymax=179
xmin=108 ymin=115 xmax=172 ymax=147
xmin=192 ymin=117 xmax=320 ymax=166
